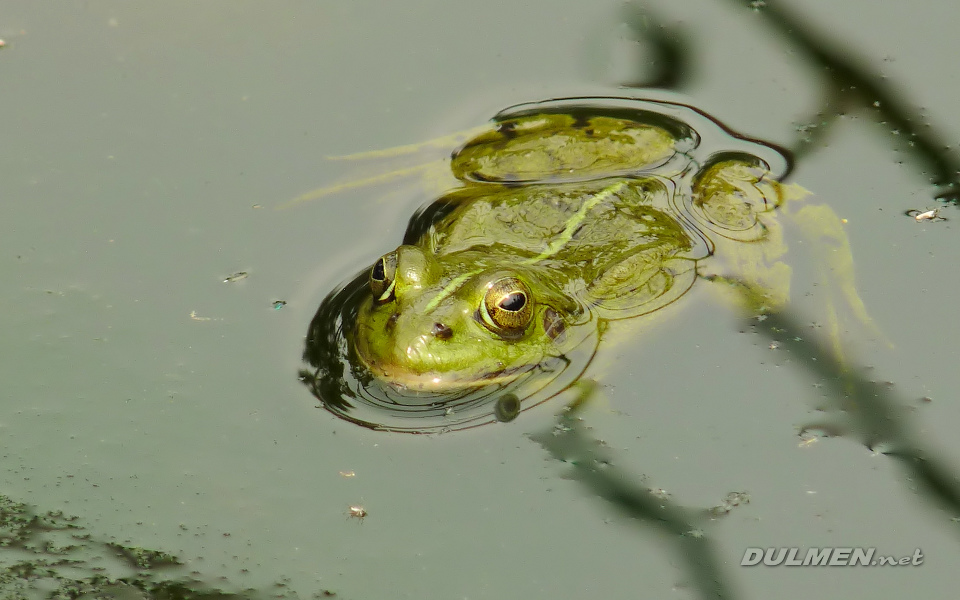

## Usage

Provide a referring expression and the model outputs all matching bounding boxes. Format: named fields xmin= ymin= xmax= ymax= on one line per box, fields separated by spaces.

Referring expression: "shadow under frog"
xmin=298 ymin=97 xmax=834 ymax=433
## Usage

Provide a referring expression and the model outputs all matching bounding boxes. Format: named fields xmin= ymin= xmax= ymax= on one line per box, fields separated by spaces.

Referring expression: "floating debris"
xmin=347 ymin=505 xmax=367 ymax=522
xmin=648 ymin=487 xmax=671 ymax=500
xmin=223 ymin=271 xmax=249 ymax=283
xmin=272 ymin=300 xmax=287 ymax=310
xmin=708 ymin=491 xmax=751 ymax=516
xmin=905 ymin=208 xmax=947 ymax=222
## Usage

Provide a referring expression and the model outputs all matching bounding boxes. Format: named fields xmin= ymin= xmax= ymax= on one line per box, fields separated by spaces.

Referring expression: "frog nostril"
xmin=385 ymin=313 xmax=399 ymax=332
xmin=430 ymin=322 xmax=453 ymax=340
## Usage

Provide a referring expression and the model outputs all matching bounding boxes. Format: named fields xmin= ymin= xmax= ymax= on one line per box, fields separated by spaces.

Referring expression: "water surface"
xmin=2 ymin=1 xmax=959 ymax=598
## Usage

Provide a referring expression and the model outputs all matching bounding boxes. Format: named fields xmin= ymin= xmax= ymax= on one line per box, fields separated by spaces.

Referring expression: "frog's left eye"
xmin=370 ymin=252 xmax=398 ymax=303
xmin=480 ymin=277 xmax=533 ymax=337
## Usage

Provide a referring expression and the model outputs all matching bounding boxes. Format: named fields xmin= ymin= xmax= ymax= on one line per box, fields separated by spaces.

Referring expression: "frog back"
xmin=423 ymin=177 xmax=708 ymax=319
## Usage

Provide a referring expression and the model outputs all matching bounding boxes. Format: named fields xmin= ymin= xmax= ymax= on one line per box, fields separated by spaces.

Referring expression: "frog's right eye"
xmin=480 ymin=276 xmax=534 ymax=337
xmin=370 ymin=252 xmax=398 ymax=303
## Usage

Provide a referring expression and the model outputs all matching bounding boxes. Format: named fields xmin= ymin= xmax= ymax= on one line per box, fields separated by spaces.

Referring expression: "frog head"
xmin=353 ymin=246 xmax=581 ymax=390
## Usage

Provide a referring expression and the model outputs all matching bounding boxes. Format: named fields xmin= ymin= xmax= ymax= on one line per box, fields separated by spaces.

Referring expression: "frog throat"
xmin=421 ymin=181 xmax=628 ymax=313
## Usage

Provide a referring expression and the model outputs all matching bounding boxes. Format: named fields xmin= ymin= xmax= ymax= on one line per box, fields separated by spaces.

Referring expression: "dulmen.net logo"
xmin=741 ymin=548 xmax=924 ymax=567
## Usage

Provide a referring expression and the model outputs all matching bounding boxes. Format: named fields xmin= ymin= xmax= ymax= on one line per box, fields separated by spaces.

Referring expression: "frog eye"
xmin=369 ymin=252 xmax=398 ymax=303
xmin=480 ymin=277 xmax=533 ymax=336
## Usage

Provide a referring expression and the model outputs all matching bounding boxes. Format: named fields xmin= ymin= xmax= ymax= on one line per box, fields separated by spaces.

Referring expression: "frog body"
xmin=350 ymin=98 xmax=787 ymax=391
xmin=299 ymin=97 xmax=865 ymax=432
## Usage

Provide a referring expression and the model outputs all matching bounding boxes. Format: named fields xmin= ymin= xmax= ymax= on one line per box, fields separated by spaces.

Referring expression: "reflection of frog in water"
xmin=297 ymin=97 xmax=872 ymax=432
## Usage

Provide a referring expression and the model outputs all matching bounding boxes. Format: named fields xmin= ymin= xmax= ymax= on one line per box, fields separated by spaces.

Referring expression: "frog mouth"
xmin=357 ymin=354 xmax=529 ymax=392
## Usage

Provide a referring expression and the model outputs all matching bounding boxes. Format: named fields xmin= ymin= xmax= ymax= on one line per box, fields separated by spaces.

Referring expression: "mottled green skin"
xmin=353 ymin=113 xmax=767 ymax=390
xmin=452 ymin=114 xmax=678 ymax=183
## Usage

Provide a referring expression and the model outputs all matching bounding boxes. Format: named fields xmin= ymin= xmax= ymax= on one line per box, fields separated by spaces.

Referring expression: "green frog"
xmin=351 ymin=99 xmax=797 ymax=392
xmin=298 ymin=97 xmax=870 ymax=431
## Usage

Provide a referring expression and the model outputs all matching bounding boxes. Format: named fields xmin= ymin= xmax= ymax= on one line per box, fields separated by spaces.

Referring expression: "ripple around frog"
xmin=299 ymin=96 xmax=793 ymax=433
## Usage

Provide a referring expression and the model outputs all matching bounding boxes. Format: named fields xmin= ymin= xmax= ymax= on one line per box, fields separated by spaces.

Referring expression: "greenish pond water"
xmin=2 ymin=1 xmax=958 ymax=599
